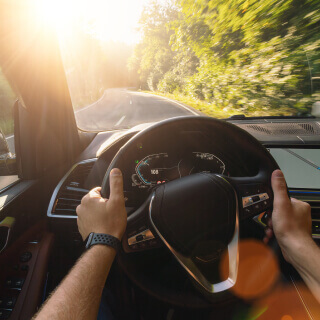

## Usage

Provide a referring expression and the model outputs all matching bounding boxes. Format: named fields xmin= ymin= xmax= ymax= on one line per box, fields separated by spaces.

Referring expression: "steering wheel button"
xmin=139 ymin=242 xmax=147 ymax=249
xmin=253 ymin=203 xmax=262 ymax=213
xmin=243 ymin=207 xmax=253 ymax=217
xmin=136 ymin=235 xmax=144 ymax=242
xmin=251 ymin=195 xmax=260 ymax=202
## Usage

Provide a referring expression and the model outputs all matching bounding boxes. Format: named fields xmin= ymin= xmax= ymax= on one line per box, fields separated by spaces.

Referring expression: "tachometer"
xmin=191 ymin=152 xmax=225 ymax=174
xmin=178 ymin=152 xmax=226 ymax=176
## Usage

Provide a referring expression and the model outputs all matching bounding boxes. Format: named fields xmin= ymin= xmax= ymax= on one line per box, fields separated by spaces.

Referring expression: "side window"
xmin=0 ymin=68 xmax=18 ymax=189
xmin=0 ymin=69 xmax=15 ymax=139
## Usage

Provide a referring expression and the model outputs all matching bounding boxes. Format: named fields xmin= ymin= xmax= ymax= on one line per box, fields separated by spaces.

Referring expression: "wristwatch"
xmin=85 ymin=232 xmax=121 ymax=252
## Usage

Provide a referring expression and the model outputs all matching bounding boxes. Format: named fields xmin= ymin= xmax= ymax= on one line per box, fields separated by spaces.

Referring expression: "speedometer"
xmin=135 ymin=153 xmax=172 ymax=187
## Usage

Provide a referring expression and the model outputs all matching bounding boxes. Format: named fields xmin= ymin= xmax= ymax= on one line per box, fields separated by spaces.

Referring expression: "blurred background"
xmin=1 ymin=0 xmax=320 ymax=135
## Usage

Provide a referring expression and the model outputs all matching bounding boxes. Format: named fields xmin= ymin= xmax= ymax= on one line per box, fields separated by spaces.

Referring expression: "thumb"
xmin=271 ymin=170 xmax=290 ymax=210
xmin=109 ymin=168 xmax=124 ymax=202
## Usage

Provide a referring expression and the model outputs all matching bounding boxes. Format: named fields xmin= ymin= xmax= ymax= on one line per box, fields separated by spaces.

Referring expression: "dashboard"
xmin=113 ymin=127 xmax=259 ymax=209
xmin=47 ymin=118 xmax=320 ymax=241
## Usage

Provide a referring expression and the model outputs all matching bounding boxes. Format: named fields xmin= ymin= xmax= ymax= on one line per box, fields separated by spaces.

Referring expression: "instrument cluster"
xmin=131 ymin=152 xmax=227 ymax=189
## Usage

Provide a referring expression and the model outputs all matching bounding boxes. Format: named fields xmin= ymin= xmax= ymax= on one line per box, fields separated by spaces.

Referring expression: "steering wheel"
xmin=101 ymin=116 xmax=279 ymax=306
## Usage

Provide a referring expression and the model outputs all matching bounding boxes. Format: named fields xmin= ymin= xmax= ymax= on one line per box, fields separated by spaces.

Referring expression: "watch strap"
xmin=85 ymin=232 xmax=121 ymax=251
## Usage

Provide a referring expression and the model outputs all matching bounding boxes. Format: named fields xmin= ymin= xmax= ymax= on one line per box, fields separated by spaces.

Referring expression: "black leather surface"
xmin=150 ymin=173 xmax=236 ymax=256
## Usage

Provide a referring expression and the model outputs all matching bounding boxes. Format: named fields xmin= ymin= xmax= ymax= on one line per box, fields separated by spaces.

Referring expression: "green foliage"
xmin=131 ymin=0 xmax=320 ymax=115
xmin=0 ymin=68 xmax=16 ymax=135
xmin=128 ymin=1 xmax=178 ymax=90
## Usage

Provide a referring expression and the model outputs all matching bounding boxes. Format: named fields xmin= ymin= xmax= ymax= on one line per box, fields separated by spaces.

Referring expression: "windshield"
xmin=48 ymin=0 xmax=320 ymax=131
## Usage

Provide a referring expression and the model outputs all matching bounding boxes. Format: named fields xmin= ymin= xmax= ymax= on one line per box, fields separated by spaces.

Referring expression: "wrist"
xmin=83 ymin=229 xmax=123 ymax=241
xmin=89 ymin=244 xmax=117 ymax=255
xmin=279 ymin=234 xmax=314 ymax=265
xmin=85 ymin=232 xmax=122 ymax=253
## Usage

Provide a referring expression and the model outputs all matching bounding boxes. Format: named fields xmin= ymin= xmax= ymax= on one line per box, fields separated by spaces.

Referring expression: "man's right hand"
xmin=266 ymin=169 xmax=313 ymax=264
xmin=76 ymin=168 xmax=127 ymax=241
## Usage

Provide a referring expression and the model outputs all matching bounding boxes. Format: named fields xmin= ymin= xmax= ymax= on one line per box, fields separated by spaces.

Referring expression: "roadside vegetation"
xmin=145 ymin=91 xmax=295 ymax=118
xmin=130 ymin=0 xmax=320 ymax=117
xmin=0 ymin=69 xmax=16 ymax=135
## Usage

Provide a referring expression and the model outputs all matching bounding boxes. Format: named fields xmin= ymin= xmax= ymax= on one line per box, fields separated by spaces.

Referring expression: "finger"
xmin=76 ymin=205 xmax=81 ymax=216
xmin=267 ymin=218 xmax=273 ymax=228
xmin=109 ymin=168 xmax=124 ymax=202
xmin=89 ymin=187 xmax=102 ymax=198
xmin=265 ymin=227 xmax=273 ymax=239
xmin=271 ymin=170 xmax=290 ymax=209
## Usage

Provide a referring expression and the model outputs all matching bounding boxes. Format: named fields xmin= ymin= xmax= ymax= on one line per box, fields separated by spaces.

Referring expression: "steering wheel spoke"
xmin=122 ymin=194 xmax=163 ymax=253
xmin=149 ymin=189 xmax=240 ymax=294
xmin=226 ymin=176 xmax=273 ymax=220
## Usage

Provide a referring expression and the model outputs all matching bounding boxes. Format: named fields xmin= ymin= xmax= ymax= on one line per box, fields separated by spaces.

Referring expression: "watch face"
xmin=85 ymin=232 xmax=94 ymax=249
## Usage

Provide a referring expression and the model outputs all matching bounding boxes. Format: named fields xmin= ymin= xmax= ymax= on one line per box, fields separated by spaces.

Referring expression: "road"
xmin=5 ymin=89 xmax=201 ymax=153
xmin=75 ymin=88 xmax=201 ymax=131
xmin=2 ymin=89 xmax=200 ymax=189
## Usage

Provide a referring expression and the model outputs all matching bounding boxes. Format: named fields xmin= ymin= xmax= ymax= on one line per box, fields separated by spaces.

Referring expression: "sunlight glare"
xmin=37 ymin=0 xmax=149 ymax=43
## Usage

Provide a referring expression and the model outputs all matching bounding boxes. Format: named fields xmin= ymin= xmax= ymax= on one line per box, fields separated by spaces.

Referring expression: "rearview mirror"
xmin=0 ymin=130 xmax=17 ymax=175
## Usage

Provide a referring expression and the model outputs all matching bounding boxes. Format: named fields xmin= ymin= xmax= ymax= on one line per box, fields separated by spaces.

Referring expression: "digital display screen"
xmin=269 ymin=148 xmax=320 ymax=190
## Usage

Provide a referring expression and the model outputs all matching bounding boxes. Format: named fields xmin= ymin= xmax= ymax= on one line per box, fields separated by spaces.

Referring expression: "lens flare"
xmin=220 ymin=239 xmax=279 ymax=299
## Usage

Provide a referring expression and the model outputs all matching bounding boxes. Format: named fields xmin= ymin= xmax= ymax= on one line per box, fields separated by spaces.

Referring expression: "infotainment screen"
xmin=269 ymin=148 xmax=320 ymax=190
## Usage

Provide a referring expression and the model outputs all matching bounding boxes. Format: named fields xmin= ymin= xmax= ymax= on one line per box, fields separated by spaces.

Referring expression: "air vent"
xmin=306 ymin=200 xmax=320 ymax=217
xmin=64 ymin=161 xmax=96 ymax=189
xmin=48 ymin=159 xmax=97 ymax=217
xmin=289 ymin=190 xmax=320 ymax=217
xmin=53 ymin=187 xmax=87 ymax=216
xmin=238 ymin=122 xmax=320 ymax=136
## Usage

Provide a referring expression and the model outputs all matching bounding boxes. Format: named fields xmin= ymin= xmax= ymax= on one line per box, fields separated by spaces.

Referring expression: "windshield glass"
xmin=49 ymin=0 xmax=320 ymax=131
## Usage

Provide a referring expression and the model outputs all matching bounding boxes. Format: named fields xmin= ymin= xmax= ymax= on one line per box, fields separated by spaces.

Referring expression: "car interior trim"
xmin=47 ymin=158 xmax=97 ymax=219
xmin=289 ymin=274 xmax=314 ymax=320
xmin=0 ymin=217 xmax=15 ymax=253
xmin=0 ymin=181 xmax=35 ymax=216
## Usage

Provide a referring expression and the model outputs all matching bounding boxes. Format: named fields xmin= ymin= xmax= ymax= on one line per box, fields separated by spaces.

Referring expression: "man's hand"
xmin=76 ymin=168 xmax=127 ymax=241
xmin=265 ymin=169 xmax=312 ymax=264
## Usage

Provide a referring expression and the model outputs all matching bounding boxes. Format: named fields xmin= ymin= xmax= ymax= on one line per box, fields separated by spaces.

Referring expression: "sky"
xmin=39 ymin=0 xmax=152 ymax=44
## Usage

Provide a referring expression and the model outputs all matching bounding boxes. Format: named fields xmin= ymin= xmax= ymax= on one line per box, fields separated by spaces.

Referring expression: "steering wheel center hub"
xmin=149 ymin=173 xmax=237 ymax=258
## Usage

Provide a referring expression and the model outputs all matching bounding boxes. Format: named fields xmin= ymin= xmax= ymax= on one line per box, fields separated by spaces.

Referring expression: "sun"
xmin=36 ymin=0 xmax=149 ymax=44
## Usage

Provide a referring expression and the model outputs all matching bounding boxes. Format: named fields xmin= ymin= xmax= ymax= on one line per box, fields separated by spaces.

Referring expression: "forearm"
xmin=33 ymin=245 xmax=116 ymax=320
xmin=286 ymin=237 xmax=320 ymax=303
